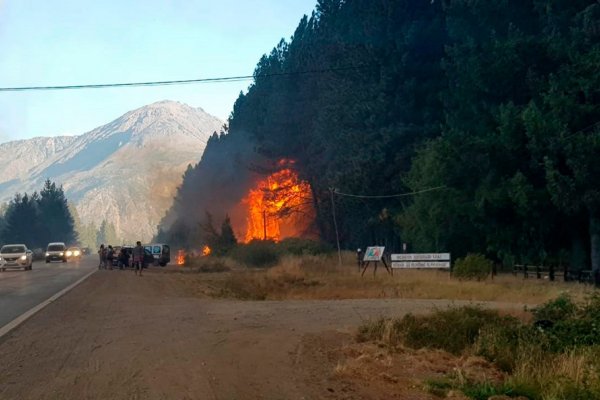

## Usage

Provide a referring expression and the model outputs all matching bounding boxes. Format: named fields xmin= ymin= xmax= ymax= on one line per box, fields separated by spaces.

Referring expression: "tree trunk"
xmin=591 ymin=212 xmax=600 ymax=273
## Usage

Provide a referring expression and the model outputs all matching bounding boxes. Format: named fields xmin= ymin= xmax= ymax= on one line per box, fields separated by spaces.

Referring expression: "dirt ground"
xmin=0 ymin=269 xmax=526 ymax=400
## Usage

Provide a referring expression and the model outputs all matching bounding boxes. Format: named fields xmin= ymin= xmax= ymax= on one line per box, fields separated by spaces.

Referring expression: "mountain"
xmin=0 ymin=100 xmax=223 ymax=242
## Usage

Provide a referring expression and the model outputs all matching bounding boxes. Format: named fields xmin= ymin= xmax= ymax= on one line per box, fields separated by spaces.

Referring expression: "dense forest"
xmin=0 ymin=180 xmax=77 ymax=249
xmin=159 ymin=0 xmax=600 ymax=271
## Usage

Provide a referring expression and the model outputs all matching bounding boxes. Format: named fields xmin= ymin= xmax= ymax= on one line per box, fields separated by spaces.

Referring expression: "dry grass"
xmin=355 ymin=304 xmax=600 ymax=399
xmin=207 ymin=253 xmax=593 ymax=304
xmin=509 ymin=347 xmax=600 ymax=399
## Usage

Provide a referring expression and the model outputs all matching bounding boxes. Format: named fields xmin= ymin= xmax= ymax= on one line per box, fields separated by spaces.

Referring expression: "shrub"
xmin=277 ymin=238 xmax=332 ymax=256
xmin=534 ymin=293 xmax=600 ymax=351
xmin=229 ymin=240 xmax=280 ymax=268
xmin=197 ymin=259 xmax=230 ymax=273
xmin=356 ymin=318 xmax=389 ymax=343
xmin=452 ymin=254 xmax=492 ymax=281
xmin=532 ymin=293 xmax=577 ymax=324
xmin=357 ymin=307 xmax=512 ymax=355
xmin=399 ymin=307 xmax=511 ymax=355
xmin=475 ymin=322 xmax=538 ymax=372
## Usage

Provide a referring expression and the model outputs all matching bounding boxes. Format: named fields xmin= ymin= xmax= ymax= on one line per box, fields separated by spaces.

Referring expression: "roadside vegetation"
xmin=355 ymin=295 xmax=600 ymax=400
xmin=174 ymin=241 xmax=592 ymax=304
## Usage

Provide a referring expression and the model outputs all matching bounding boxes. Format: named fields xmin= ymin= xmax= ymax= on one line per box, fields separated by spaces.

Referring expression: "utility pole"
xmin=330 ymin=187 xmax=342 ymax=266
xmin=263 ymin=210 xmax=267 ymax=240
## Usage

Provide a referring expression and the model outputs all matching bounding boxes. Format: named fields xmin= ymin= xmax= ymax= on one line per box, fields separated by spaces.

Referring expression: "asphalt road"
xmin=0 ymin=256 xmax=96 ymax=329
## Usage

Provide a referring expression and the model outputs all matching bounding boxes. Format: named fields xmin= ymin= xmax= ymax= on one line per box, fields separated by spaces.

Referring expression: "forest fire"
xmin=202 ymin=245 xmax=212 ymax=256
xmin=242 ymin=161 xmax=314 ymax=242
xmin=177 ymin=249 xmax=185 ymax=265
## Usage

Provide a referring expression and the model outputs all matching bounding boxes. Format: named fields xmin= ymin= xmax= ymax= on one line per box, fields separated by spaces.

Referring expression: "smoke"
xmin=157 ymin=131 xmax=258 ymax=242
xmin=157 ymin=130 xmax=318 ymax=246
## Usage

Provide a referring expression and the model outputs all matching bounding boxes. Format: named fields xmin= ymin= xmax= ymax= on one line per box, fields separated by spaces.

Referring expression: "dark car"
xmin=117 ymin=246 xmax=133 ymax=268
xmin=66 ymin=247 xmax=82 ymax=262
xmin=143 ymin=244 xmax=171 ymax=267
xmin=46 ymin=242 xmax=67 ymax=263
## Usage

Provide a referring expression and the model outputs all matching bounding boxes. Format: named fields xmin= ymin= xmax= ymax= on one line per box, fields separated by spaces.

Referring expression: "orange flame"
xmin=202 ymin=245 xmax=212 ymax=256
xmin=242 ymin=162 xmax=313 ymax=242
xmin=177 ymin=249 xmax=185 ymax=265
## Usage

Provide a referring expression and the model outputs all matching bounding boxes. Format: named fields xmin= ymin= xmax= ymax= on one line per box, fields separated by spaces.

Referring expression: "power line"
xmin=558 ymin=120 xmax=600 ymax=142
xmin=0 ymin=65 xmax=376 ymax=92
xmin=333 ymin=186 xmax=446 ymax=199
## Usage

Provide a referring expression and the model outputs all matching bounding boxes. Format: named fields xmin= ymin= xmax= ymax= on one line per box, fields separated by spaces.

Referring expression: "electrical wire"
xmin=0 ymin=65 xmax=376 ymax=92
xmin=333 ymin=186 xmax=446 ymax=199
xmin=557 ymin=120 xmax=600 ymax=142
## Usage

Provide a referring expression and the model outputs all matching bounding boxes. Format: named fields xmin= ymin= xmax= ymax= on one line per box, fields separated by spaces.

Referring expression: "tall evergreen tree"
xmin=218 ymin=214 xmax=238 ymax=255
xmin=38 ymin=179 xmax=77 ymax=245
xmin=1 ymin=193 xmax=42 ymax=247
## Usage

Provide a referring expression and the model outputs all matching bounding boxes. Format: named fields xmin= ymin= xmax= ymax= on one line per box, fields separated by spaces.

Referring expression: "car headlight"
xmin=66 ymin=251 xmax=73 ymax=257
xmin=45 ymin=252 xmax=50 ymax=257
xmin=20 ymin=255 xmax=27 ymax=260
xmin=74 ymin=250 xmax=80 ymax=256
xmin=59 ymin=252 xmax=64 ymax=256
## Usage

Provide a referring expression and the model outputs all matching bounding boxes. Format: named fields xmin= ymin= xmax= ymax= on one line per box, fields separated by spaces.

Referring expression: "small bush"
xmin=356 ymin=318 xmax=389 ymax=343
xmin=453 ymin=254 xmax=492 ymax=281
xmin=357 ymin=307 xmax=512 ymax=355
xmin=475 ymin=323 xmax=539 ymax=372
xmin=400 ymin=307 xmax=510 ymax=355
xmin=230 ymin=240 xmax=280 ymax=268
xmin=277 ymin=238 xmax=332 ymax=256
xmin=197 ymin=259 xmax=230 ymax=273
xmin=532 ymin=293 xmax=577 ymax=324
xmin=533 ymin=293 xmax=600 ymax=351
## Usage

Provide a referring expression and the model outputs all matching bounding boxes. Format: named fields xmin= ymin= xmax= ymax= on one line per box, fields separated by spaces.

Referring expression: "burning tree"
xmin=242 ymin=161 xmax=314 ymax=242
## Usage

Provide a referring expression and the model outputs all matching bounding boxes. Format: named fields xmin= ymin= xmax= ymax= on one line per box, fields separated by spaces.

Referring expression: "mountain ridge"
xmin=0 ymin=100 xmax=223 ymax=243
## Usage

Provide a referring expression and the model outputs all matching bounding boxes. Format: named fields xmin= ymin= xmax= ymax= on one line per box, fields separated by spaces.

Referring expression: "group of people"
xmin=98 ymin=241 xmax=145 ymax=276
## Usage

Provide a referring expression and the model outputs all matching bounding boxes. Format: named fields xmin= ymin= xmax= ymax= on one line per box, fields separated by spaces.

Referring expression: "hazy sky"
xmin=0 ymin=0 xmax=317 ymax=142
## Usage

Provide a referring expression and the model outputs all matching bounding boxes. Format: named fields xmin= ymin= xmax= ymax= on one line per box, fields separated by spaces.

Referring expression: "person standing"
xmin=133 ymin=241 xmax=144 ymax=276
xmin=98 ymin=244 xmax=104 ymax=269
xmin=98 ymin=244 xmax=108 ymax=269
xmin=107 ymin=245 xmax=114 ymax=270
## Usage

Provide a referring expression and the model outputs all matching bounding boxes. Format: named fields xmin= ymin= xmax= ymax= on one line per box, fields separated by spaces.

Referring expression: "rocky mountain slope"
xmin=0 ymin=100 xmax=223 ymax=242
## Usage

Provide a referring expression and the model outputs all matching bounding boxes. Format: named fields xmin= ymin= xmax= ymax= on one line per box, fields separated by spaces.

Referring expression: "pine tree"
xmin=1 ymin=193 xmax=42 ymax=247
xmin=218 ymin=214 xmax=237 ymax=255
xmin=38 ymin=179 xmax=77 ymax=245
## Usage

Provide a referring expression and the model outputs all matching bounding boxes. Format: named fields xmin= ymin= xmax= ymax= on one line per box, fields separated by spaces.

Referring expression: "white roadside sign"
xmin=363 ymin=246 xmax=385 ymax=262
xmin=391 ymin=253 xmax=450 ymax=261
xmin=392 ymin=261 xmax=450 ymax=269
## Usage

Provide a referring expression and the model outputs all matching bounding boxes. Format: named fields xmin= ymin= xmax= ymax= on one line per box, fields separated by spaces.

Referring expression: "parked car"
xmin=46 ymin=242 xmax=67 ymax=263
xmin=0 ymin=244 xmax=33 ymax=271
xmin=110 ymin=246 xmax=122 ymax=267
xmin=117 ymin=245 xmax=133 ymax=268
xmin=144 ymin=243 xmax=171 ymax=267
xmin=66 ymin=247 xmax=82 ymax=261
